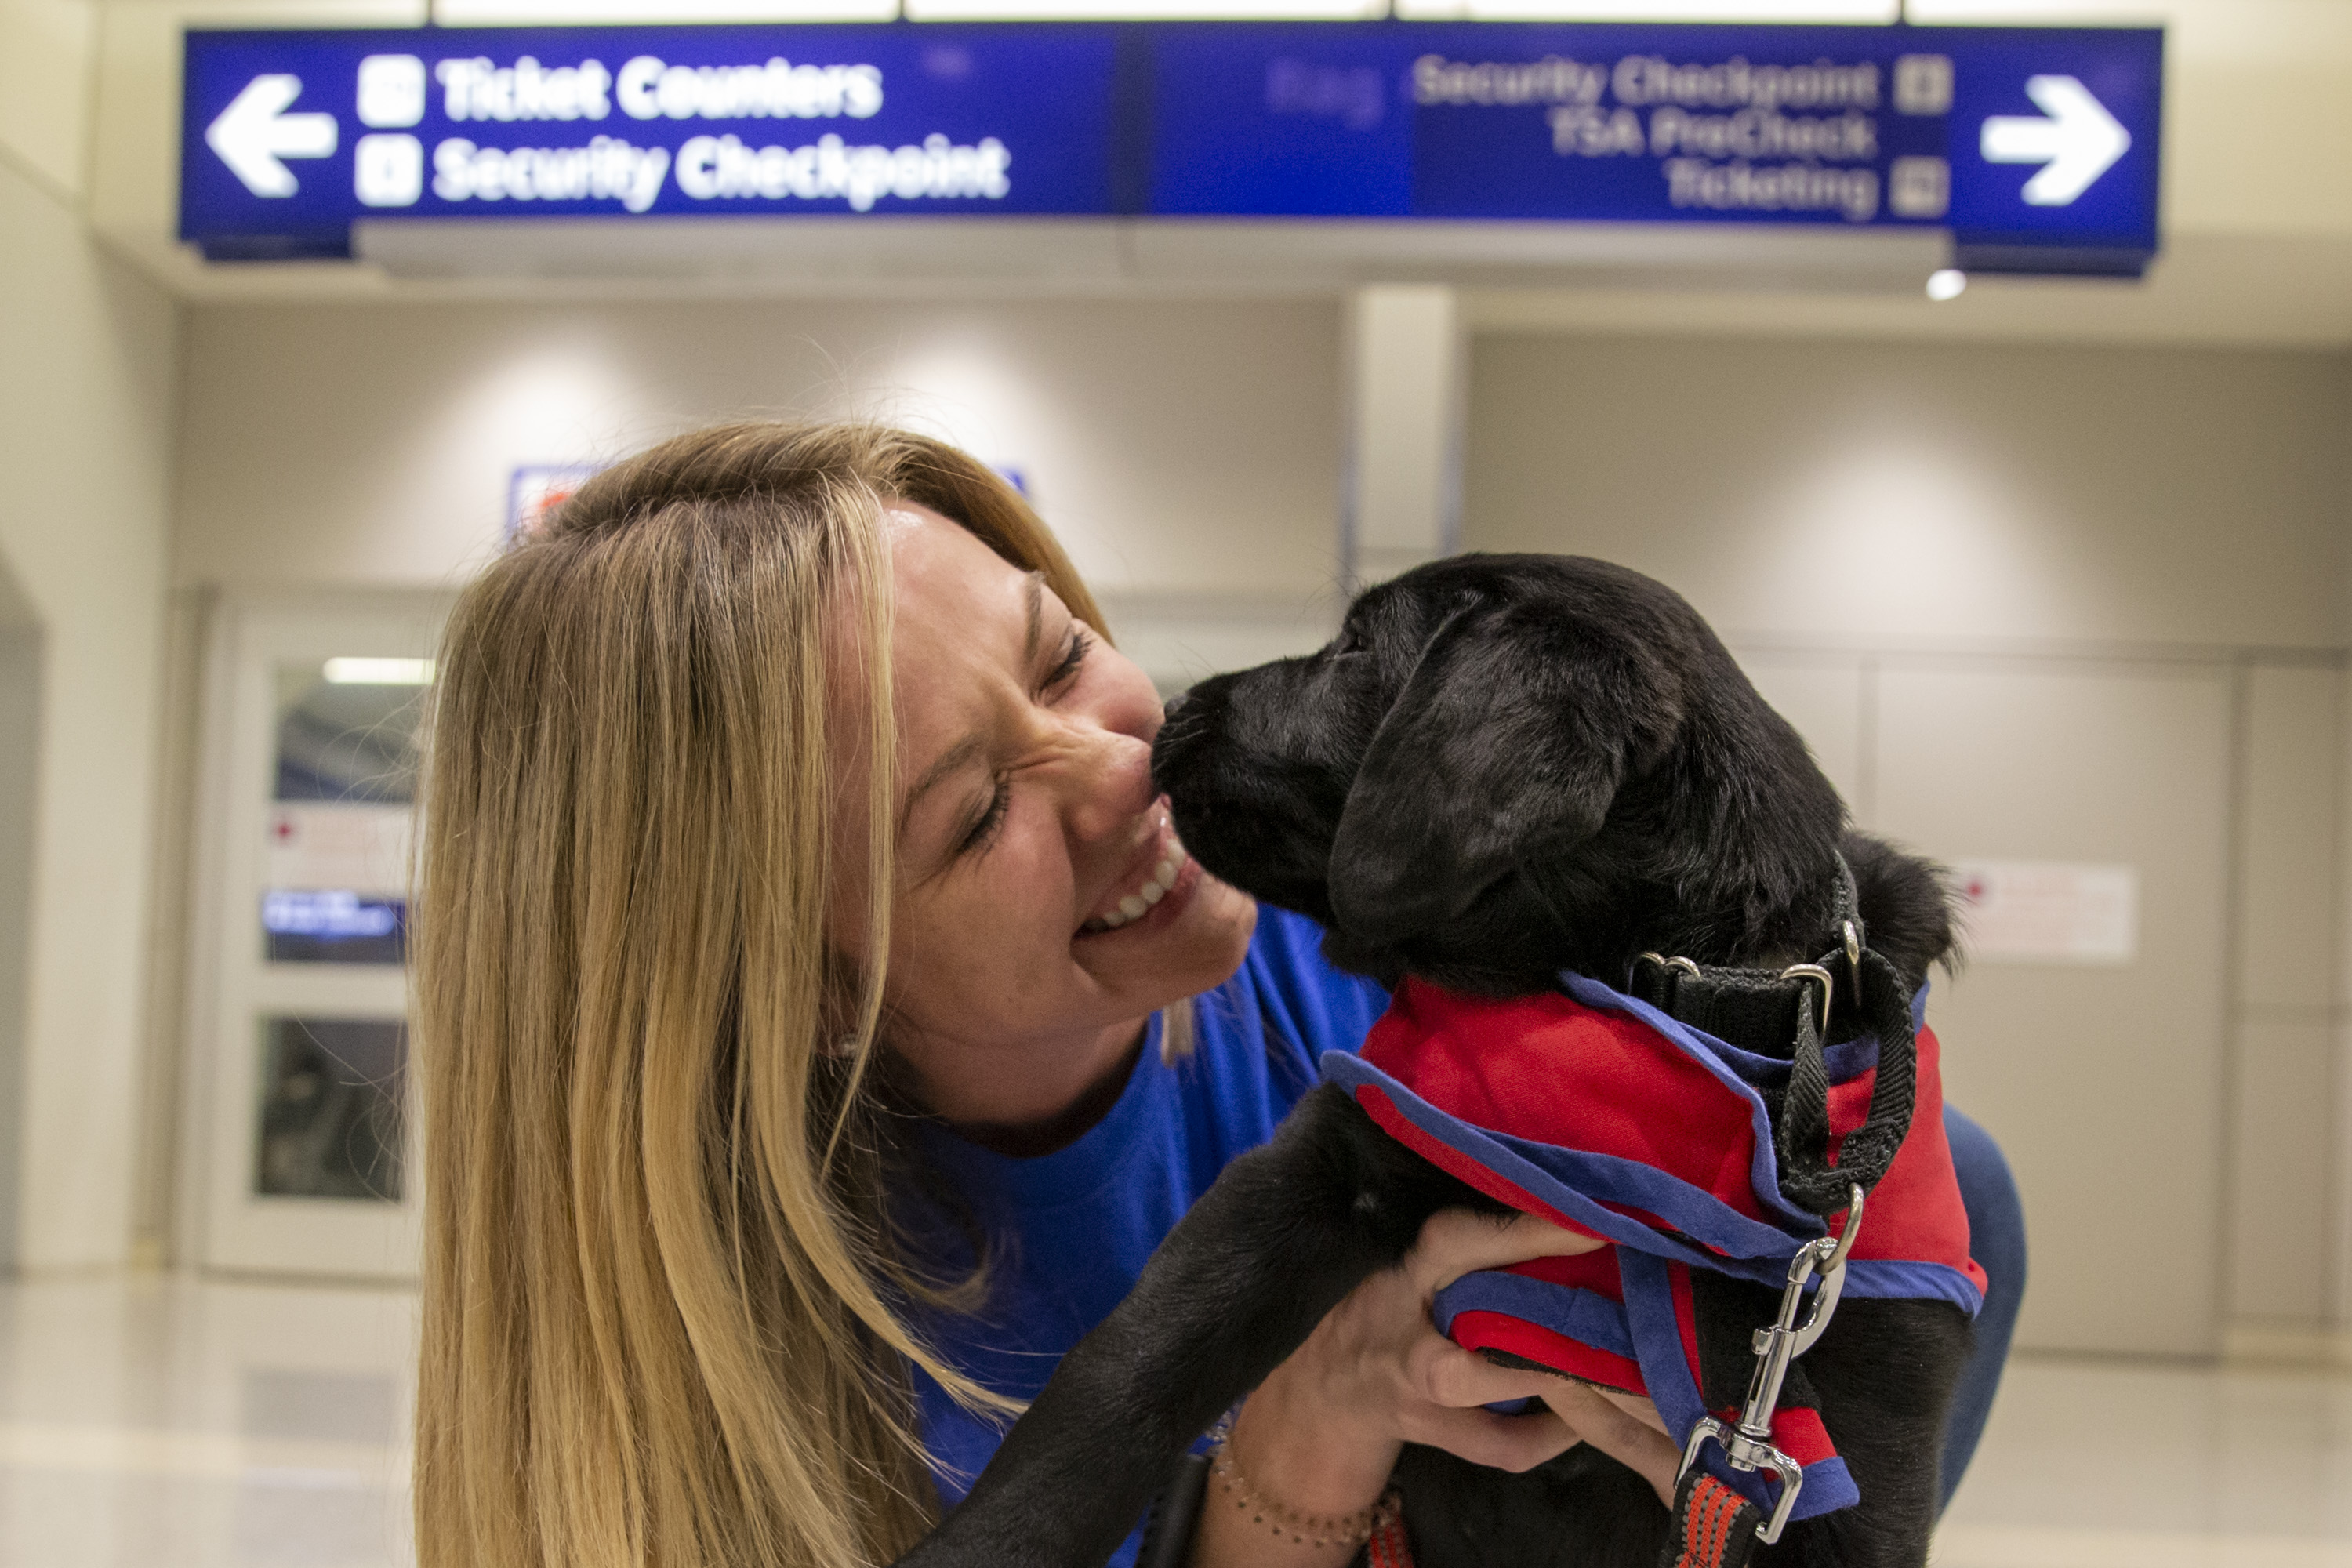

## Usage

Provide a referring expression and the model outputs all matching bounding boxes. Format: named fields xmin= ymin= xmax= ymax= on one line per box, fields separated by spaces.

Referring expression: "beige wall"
xmin=0 ymin=0 xmax=94 ymax=207
xmin=0 ymin=578 xmax=38 ymax=1272
xmin=2232 ymin=665 xmax=2343 ymax=1326
xmin=1464 ymin=336 xmax=2350 ymax=652
xmin=174 ymin=298 xmax=1345 ymax=604
xmin=1465 ymin=331 xmax=2352 ymax=1349
xmin=0 ymin=154 xmax=179 ymax=1271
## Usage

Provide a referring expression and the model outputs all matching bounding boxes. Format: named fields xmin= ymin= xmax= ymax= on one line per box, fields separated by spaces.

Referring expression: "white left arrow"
xmin=205 ymin=74 xmax=338 ymax=198
xmin=1980 ymin=75 xmax=2130 ymax=207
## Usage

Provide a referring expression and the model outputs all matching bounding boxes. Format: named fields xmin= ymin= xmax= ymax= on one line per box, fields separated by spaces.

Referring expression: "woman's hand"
xmin=1191 ymin=1210 xmax=1682 ymax=1567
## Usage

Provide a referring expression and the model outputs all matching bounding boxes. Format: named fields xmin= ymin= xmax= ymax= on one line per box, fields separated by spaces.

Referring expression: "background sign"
xmin=182 ymin=21 xmax=2161 ymax=273
xmin=1149 ymin=21 xmax=2158 ymax=270
xmin=1952 ymin=859 xmax=2140 ymax=965
xmin=506 ymin=463 xmax=601 ymax=543
xmin=183 ymin=24 xmax=1122 ymax=256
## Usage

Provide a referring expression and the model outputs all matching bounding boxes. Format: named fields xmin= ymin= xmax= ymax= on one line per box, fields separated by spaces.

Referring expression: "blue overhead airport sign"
xmin=181 ymin=21 xmax=2161 ymax=274
xmin=181 ymin=25 xmax=1123 ymax=256
xmin=1150 ymin=23 xmax=2158 ymax=271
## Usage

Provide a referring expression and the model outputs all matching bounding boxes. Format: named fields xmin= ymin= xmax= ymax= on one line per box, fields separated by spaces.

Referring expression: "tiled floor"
xmin=1936 ymin=1355 xmax=2352 ymax=1567
xmin=0 ymin=1276 xmax=412 ymax=1568
xmin=0 ymin=1273 xmax=2344 ymax=1566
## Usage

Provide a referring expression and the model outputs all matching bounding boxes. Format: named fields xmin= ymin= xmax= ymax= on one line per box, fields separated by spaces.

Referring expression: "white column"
xmin=0 ymin=158 xmax=175 ymax=1272
xmin=2337 ymin=403 xmax=2352 ymax=1345
xmin=1343 ymin=285 xmax=1465 ymax=588
xmin=2336 ymin=662 xmax=2352 ymax=1344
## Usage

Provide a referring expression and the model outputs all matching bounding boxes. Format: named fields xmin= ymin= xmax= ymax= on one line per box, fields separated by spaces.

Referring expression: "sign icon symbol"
xmin=1893 ymin=54 xmax=1952 ymax=117
xmin=355 ymin=133 xmax=423 ymax=207
xmin=205 ymin=74 xmax=338 ymax=197
xmin=1980 ymin=75 xmax=2130 ymax=207
xmin=357 ymin=55 xmax=427 ymax=129
xmin=1888 ymin=156 xmax=1950 ymax=220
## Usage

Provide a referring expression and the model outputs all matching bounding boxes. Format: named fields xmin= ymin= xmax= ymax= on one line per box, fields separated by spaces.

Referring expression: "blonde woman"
xmin=412 ymin=421 xmax=2025 ymax=1568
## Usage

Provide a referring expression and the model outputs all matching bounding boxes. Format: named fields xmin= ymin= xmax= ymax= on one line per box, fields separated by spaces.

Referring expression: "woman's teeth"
xmin=1081 ymin=842 xmax=1189 ymax=934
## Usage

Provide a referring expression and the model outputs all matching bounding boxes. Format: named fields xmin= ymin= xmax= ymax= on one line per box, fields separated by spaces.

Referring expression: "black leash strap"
xmin=1135 ymin=1451 xmax=1210 ymax=1568
xmin=1776 ymin=942 xmax=1916 ymax=1216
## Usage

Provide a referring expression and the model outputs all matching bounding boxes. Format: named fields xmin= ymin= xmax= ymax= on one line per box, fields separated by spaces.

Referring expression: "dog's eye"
xmin=1328 ymin=627 xmax=1364 ymax=658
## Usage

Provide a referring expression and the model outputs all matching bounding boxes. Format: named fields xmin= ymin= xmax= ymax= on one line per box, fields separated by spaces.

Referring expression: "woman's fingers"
xmin=1398 ymin=1401 xmax=1582 ymax=1475
xmin=1406 ymin=1208 xmax=1606 ymax=1294
xmin=1269 ymin=1206 xmax=1639 ymax=1485
xmin=1540 ymin=1382 xmax=1682 ymax=1504
xmin=1591 ymin=1383 xmax=1671 ymax=1436
xmin=1410 ymin=1341 xmax=1671 ymax=1446
xmin=1397 ymin=1348 xmax=1679 ymax=1486
xmin=1409 ymin=1334 xmax=1572 ymax=1410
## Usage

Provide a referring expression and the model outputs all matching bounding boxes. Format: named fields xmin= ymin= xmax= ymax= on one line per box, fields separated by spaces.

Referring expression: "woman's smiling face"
xmin=833 ymin=503 xmax=1256 ymax=1131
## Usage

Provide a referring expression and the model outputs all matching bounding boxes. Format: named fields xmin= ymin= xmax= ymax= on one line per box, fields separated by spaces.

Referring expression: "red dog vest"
xmin=1320 ymin=972 xmax=1985 ymax=1523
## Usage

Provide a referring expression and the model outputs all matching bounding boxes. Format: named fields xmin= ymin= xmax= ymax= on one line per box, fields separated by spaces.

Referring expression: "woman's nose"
xmin=1062 ymin=728 xmax=1156 ymax=843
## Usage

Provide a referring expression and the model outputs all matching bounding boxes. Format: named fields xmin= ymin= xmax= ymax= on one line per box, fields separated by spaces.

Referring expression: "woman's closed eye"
xmin=952 ymin=626 xmax=1093 ymax=860
xmin=1043 ymin=626 xmax=1092 ymax=696
xmin=958 ymin=779 xmax=1011 ymax=856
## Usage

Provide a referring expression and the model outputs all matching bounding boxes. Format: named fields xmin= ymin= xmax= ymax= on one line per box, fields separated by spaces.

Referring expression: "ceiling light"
xmin=906 ymin=0 xmax=1381 ymax=14
xmin=1394 ymin=0 xmax=1896 ymax=16
xmin=324 ymin=657 xmax=436 ymax=685
xmin=434 ymin=0 xmax=895 ymax=19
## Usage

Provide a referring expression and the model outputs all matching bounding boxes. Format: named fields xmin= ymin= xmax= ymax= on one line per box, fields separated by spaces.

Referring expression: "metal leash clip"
xmin=1675 ymin=1182 xmax=1866 ymax=1545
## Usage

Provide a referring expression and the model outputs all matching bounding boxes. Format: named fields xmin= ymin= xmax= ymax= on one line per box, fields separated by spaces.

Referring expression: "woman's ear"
xmin=1326 ymin=606 xmax=1644 ymax=946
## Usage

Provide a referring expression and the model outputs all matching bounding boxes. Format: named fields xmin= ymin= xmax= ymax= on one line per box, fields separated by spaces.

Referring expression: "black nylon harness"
xmin=1625 ymin=857 xmax=1919 ymax=1220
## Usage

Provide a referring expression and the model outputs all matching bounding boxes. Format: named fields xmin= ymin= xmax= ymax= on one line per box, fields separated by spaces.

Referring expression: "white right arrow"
xmin=205 ymin=74 xmax=338 ymax=198
xmin=1980 ymin=75 xmax=2131 ymax=207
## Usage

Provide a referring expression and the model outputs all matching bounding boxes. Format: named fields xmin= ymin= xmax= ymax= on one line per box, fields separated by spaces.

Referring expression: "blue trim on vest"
xmin=1618 ymin=1253 xmax=1862 ymax=1523
xmin=1321 ymin=1051 xmax=1811 ymax=1290
xmin=1843 ymin=1258 xmax=1985 ymax=1316
xmin=1617 ymin=1250 xmax=1706 ymax=1454
xmin=1770 ymin=1454 xmax=1860 ymax=1523
xmin=1560 ymin=971 xmax=1890 ymax=1087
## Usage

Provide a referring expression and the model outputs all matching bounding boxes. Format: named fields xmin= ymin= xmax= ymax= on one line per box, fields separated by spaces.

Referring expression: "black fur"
xmin=1152 ymin=554 xmax=1953 ymax=996
xmin=896 ymin=554 xmax=1968 ymax=1568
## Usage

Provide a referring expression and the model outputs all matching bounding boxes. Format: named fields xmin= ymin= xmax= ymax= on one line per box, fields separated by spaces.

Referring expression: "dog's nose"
xmin=1152 ymin=688 xmax=1211 ymax=789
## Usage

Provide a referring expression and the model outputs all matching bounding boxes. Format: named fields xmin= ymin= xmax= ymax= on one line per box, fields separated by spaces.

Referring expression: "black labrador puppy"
xmin=901 ymin=554 xmax=1969 ymax=1568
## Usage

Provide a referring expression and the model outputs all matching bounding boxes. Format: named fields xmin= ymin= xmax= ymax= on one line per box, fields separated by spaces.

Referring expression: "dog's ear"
xmin=1327 ymin=604 xmax=1659 ymax=944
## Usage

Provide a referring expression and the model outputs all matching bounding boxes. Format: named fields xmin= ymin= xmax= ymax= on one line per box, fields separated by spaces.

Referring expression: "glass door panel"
xmin=189 ymin=600 xmax=447 ymax=1278
xmin=254 ymin=1015 xmax=409 ymax=1203
xmin=261 ymin=659 xmax=422 ymax=970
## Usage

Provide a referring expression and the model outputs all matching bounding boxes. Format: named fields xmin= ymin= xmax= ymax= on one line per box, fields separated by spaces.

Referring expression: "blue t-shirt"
xmin=909 ymin=906 xmax=1390 ymax=1563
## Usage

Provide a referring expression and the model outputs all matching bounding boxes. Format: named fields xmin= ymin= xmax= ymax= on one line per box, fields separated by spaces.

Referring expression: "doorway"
xmin=184 ymin=596 xmax=448 ymax=1279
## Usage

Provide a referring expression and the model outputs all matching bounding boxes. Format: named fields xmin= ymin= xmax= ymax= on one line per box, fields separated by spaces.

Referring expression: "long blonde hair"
xmin=412 ymin=422 xmax=1109 ymax=1568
